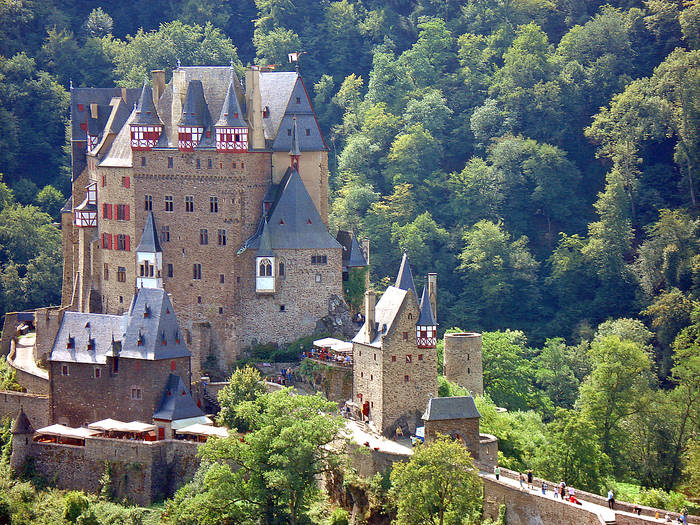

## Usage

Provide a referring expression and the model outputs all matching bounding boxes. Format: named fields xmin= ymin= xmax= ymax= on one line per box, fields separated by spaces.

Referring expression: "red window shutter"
xmin=124 ymin=176 xmax=130 ymax=189
xmin=79 ymin=122 xmax=87 ymax=131
xmin=101 ymin=175 xmax=106 ymax=187
xmin=106 ymin=204 xmax=112 ymax=219
xmin=101 ymin=233 xmax=106 ymax=248
xmin=125 ymin=235 xmax=130 ymax=251
xmin=77 ymin=104 xmax=84 ymax=111
xmin=108 ymin=234 xmax=113 ymax=250
xmin=125 ymin=204 xmax=130 ymax=221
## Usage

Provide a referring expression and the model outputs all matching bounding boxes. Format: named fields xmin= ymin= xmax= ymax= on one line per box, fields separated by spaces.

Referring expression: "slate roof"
xmin=11 ymin=407 xmax=34 ymax=435
xmin=395 ymin=253 xmax=417 ymax=299
xmin=289 ymin=116 xmax=301 ymax=156
xmin=50 ymin=311 xmax=124 ymax=365
xmin=70 ymin=87 xmax=140 ymax=142
xmin=178 ymin=80 xmax=211 ymax=128
xmin=244 ymin=168 xmax=341 ymax=251
xmin=422 ymin=396 xmax=481 ymax=421
xmin=216 ymin=78 xmax=248 ymax=128
xmin=120 ymin=288 xmax=190 ymax=360
xmin=256 ymin=221 xmax=274 ymax=257
xmin=132 ymin=81 xmax=163 ymax=126
xmin=152 ymin=374 xmax=205 ymax=421
xmin=352 ymin=286 xmax=409 ymax=347
xmin=417 ymin=286 xmax=436 ymax=326
xmin=259 ymin=72 xmax=298 ymax=140
xmin=99 ymin=109 xmax=134 ymax=168
xmin=136 ymin=212 xmax=162 ymax=253
xmin=337 ymin=231 xmax=368 ymax=269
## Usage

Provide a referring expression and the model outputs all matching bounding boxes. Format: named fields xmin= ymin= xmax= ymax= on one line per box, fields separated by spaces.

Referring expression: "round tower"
xmin=10 ymin=407 xmax=34 ymax=474
xmin=443 ymin=333 xmax=483 ymax=395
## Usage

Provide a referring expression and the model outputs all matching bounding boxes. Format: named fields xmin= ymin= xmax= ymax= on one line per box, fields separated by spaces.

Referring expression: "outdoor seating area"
xmin=175 ymin=423 xmax=229 ymax=442
xmin=305 ymin=337 xmax=353 ymax=367
xmin=88 ymin=419 xmax=157 ymax=441
xmin=33 ymin=424 xmax=101 ymax=446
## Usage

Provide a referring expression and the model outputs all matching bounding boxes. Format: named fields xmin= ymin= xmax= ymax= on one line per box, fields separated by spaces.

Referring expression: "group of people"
xmin=493 ymin=467 xmax=692 ymax=523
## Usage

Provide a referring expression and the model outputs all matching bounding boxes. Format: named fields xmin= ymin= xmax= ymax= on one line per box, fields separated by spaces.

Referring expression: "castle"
xmin=63 ymin=65 xmax=365 ymax=375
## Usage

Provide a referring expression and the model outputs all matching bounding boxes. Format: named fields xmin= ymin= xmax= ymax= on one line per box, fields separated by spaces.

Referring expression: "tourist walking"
xmin=527 ymin=469 xmax=533 ymax=489
xmin=682 ymin=507 xmax=688 ymax=525
xmin=607 ymin=489 xmax=615 ymax=510
xmin=519 ymin=472 xmax=524 ymax=488
xmin=542 ymin=481 xmax=547 ymax=495
xmin=553 ymin=484 xmax=558 ymax=498
xmin=494 ymin=465 xmax=500 ymax=480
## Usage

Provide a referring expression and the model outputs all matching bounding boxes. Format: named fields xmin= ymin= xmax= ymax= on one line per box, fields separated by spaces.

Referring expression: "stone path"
xmin=343 ymin=419 xmax=414 ymax=455
xmin=9 ymin=333 xmax=48 ymax=380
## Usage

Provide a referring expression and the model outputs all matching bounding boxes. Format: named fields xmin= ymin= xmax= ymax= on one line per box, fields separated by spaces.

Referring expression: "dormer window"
xmin=216 ymin=126 xmax=248 ymax=152
xmin=143 ymin=305 xmax=151 ymax=318
xmin=137 ymin=332 xmax=144 ymax=346
xmin=87 ymin=338 xmax=95 ymax=351
xmin=263 ymin=106 xmax=270 ymax=117
xmin=66 ymin=336 xmax=75 ymax=349
xmin=130 ymin=125 xmax=161 ymax=150
xmin=161 ymin=331 xmax=167 ymax=346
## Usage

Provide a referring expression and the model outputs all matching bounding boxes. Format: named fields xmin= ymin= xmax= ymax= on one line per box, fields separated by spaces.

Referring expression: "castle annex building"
xmin=63 ymin=65 xmax=362 ymax=373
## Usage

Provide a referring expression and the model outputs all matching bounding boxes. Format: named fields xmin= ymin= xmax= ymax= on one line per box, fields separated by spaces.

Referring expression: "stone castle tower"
xmin=61 ymin=66 xmax=364 ymax=374
xmin=10 ymin=407 xmax=34 ymax=474
xmin=443 ymin=332 xmax=483 ymax=396
xmin=352 ymin=254 xmax=438 ymax=436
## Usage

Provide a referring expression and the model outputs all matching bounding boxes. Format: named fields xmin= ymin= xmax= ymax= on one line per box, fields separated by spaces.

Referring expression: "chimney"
xmin=170 ymin=68 xmax=188 ymax=145
xmin=427 ymin=273 xmax=437 ymax=322
xmin=151 ymin=70 xmax=166 ymax=107
xmin=121 ymin=87 xmax=127 ymax=102
xmin=245 ymin=66 xmax=265 ymax=150
xmin=364 ymin=289 xmax=375 ymax=345
xmin=362 ymin=238 xmax=370 ymax=289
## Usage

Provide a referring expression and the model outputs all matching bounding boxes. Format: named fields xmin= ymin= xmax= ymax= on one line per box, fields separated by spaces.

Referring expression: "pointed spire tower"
xmin=178 ymin=80 xmax=210 ymax=151
xmin=395 ymin=252 xmax=417 ymax=300
xmin=130 ymin=80 xmax=163 ymax=150
xmin=289 ymin=116 xmax=301 ymax=171
xmin=417 ymin=284 xmax=437 ymax=348
xmin=136 ymin=212 xmax=163 ymax=289
xmin=215 ymin=75 xmax=248 ymax=152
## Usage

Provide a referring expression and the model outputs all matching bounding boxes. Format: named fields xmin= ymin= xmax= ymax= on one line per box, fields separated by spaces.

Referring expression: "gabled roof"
xmin=245 ymin=168 xmax=341 ymax=251
xmin=259 ymin=71 xmax=298 ymax=140
xmin=352 ymin=286 xmax=411 ymax=348
xmin=269 ymin=75 xmax=327 ymax=151
xmin=395 ymin=253 xmax=417 ymax=299
xmin=216 ymin=78 xmax=247 ymax=128
xmin=422 ymin=396 xmax=480 ymax=421
xmin=71 ymin=87 xmax=140 ymax=142
xmin=50 ymin=311 xmax=124 ymax=364
xmin=132 ymin=81 xmax=163 ymax=126
xmin=418 ymin=286 xmax=436 ymax=326
xmin=121 ymin=288 xmax=190 ymax=360
xmin=178 ymin=80 xmax=211 ymax=128
xmin=136 ymin=212 xmax=162 ymax=253
xmin=153 ymin=374 xmax=205 ymax=422
xmin=337 ymin=231 xmax=368 ymax=269
xmin=11 ymin=407 xmax=34 ymax=435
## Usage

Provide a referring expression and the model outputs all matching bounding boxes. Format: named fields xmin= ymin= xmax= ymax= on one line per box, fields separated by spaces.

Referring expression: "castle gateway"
xmin=63 ymin=66 xmax=361 ymax=374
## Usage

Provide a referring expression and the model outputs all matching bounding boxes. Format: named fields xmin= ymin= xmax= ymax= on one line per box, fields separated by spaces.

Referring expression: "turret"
xmin=289 ymin=116 xmax=301 ymax=170
xmin=136 ymin=212 xmax=163 ymax=289
xmin=395 ymin=252 xmax=417 ymax=299
xmin=10 ymin=407 xmax=34 ymax=474
xmin=416 ymin=284 xmax=437 ymax=348
xmin=255 ymin=223 xmax=275 ymax=294
xmin=178 ymin=80 xmax=210 ymax=151
xmin=130 ymin=81 xmax=163 ymax=150
xmin=215 ymin=76 xmax=248 ymax=152
xmin=74 ymin=182 xmax=97 ymax=227
xmin=364 ymin=289 xmax=376 ymax=344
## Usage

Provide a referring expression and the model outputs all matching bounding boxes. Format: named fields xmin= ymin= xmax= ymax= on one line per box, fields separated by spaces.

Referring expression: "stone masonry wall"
xmin=381 ymin=293 xmax=438 ymax=436
xmin=240 ymin=248 xmax=343 ymax=349
xmin=443 ymin=332 xmax=483 ymax=395
xmin=352 ymin=341 xmax=384 ymax=431
xmin=271 ymin=150 xmax=329 ymax=223
xmin=0 ymin=391 xmax=49 ymax=428
xmin=25 ymin=437 xmax=200 ymax=506
xmin=482 ymin=477 xmax=605 ymax=525
xmin=49 ymin=356 xmax=190 ymax=427
xmin=424 ymin=418 xmax=480 ymax=461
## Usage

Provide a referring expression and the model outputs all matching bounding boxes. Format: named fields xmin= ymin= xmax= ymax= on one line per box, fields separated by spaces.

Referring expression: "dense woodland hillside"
xmin=0 ymin=0 xmax=698 ymax=517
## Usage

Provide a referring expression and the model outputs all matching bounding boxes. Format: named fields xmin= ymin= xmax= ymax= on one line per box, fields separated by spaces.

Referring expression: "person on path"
xmin=568 ymin=486 xmax=575 ymax=502
xmin=527 ymin=469 xmax=533 ymax=489
xmin=682 ymin=508 xmax=688 ymax=525
xmin=542 ymin=481 xmax=547 ymax=495
xmin=553 ymin=484 xmax=558 ymax=499
xmin=607 ymin=489 xmax=615 ymax=510
xmin=519 ymin=472 xmax=524 ymax=488
xmin=494 ymin=465 xmax=500 ymax=480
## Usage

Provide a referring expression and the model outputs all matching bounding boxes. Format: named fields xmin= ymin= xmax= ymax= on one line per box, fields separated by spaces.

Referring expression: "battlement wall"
xmin=0 ymin=390 xmax=49 ymax=428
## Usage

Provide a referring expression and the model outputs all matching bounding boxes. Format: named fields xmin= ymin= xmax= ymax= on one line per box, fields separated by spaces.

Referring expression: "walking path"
xmin=8 ymin=333 xmax=48 ymax=380
xmin=483 ymin=471 xmax=616 ymax=523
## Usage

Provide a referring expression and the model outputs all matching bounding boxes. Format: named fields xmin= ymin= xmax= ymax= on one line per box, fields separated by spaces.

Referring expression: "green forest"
xmin=0 ymin=0 xmax=699 ymax=522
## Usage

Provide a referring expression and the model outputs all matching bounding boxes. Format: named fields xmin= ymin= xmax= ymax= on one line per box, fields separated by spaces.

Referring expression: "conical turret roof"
xmin=418 ymin=286 xmax=436 ymax=326
xmin=136 ymin=212 xmax=162 ymax=253
xmin=179 ymin=80 xmax=211 ymax=127
xmin=132 ymin=81 xmax=163 ymax=126
xmin=395 ymin=253 xmax=417 ymax=299
xmin=216 ymin=78 xmax=247 ymax=128
xmin=11 ymin=407 xmax=34 ymax=435
xmin=289 ymin=116 xmax=301 ymax=156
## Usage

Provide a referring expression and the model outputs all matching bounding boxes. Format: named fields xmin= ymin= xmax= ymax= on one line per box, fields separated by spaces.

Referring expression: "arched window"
xmin=279 ymin=261 xmax=285 ymax=277
xmin=259 ymin=259 xmax=272 ymax=277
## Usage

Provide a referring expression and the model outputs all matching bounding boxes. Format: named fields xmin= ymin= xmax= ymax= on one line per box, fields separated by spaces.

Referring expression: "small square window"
xmin=117 ymin=266 xmax=126 ymax=282
xmin=315 ymin=273 xmax=322 ymax=283
xmin=167 ymin=263 xmax=173 ymax=278
xmin=200 ymin=229 xmax=208 ymax=245
xmin=360 ymin=372 xmax=363 ymax=378
xmin=193 ymin=263 xmax=202 ymax=280
xmin=287 ymin=129 xmax=291 ymax=136
xmin=62 ymin=364 xmax=69 ymax=376
xmin=208 ymin=159 xmax=213 ymax=169
xmin=165 ymin=195 xmax=173 ymax=212
xmin=168 ymin=157 xmax=173 ymax=168
xmin=220 ymin=274 xmax=225 ymax=284
xmin=404 ymin=375 xmax=409 ymax=383
xmin=196 ymin=158 xmax=201 ymax=169
xmin=418 ymin=354 xmax=423 ymax=361
xmin=370 ymin=374 xmax=373 ymax=381
xmin=403 ymin=332 xmax=408 ymax=340
xmin=145 ymin=195 xmax=153 ymax=211
xmin=131 ymin=387 xmax=142 ymax=400
xmin=119 ymin=296 xmax=123 ymax=303
xmin=103 ymin=263 xmax=109 ymax=280
xmin=185 ymin=195 xmax=194 ymax=212
xmin=93 ymin=367 xmax=101 ymax=379
xmin=391 ymin=355 xmax=396 ymax=362
xmin=373 ymin=353 xmax=376 ymax=361
xmin=406 ymin=354 xmax=412 ymax=363
xmin=197 ymin=296 xmax=202 ymax=304
xmin=280 ymin=305 xmax=286 ymax=312
xmin=296 ymin=97 xmax=301 ymax=104
xmin=306 ymin=128 xmax=310 ymax=136
xmin=140 ymin=157 xmax=146 ymax=167
xmin=219 ymin=307 xmax=223 ymax=314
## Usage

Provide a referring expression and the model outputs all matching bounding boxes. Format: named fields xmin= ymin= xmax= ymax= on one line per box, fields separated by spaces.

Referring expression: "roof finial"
xmin=230 ymin=57 xmax=235 ymax=69
xmin=177 ymin=58 xmax=181 ymax=68
xmin=69 ymin=79 xmax=73 ymax=90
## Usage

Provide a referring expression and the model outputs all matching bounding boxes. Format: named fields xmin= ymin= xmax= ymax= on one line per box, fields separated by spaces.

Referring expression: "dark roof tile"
xmin=153 ymin=374 xmax=204 ymax=421
xmin=422 ymin=396 xmax=480 ymax=421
